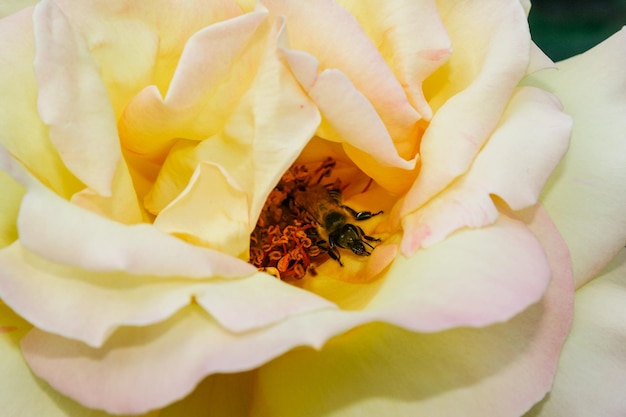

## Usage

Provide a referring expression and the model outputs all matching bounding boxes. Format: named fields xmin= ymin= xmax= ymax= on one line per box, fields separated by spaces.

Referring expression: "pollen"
xmin=249 ymin=160 xmax=333 ymax=281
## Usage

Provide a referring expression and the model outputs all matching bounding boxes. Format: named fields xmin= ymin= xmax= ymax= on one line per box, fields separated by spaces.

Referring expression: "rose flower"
xmin=1 ymin=0 xmax=625 ymax=416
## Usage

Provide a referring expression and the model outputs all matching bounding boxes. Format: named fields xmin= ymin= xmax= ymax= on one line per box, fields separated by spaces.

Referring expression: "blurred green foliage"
xmin=528 ymin=0 xmax=626 ymax=61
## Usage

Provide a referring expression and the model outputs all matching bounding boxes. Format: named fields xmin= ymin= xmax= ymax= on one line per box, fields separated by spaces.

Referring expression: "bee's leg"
xmin=317 ymin=239 xmax=343 ymax=267
xmin=314 ymin=157 xmax=337 ymax=184
xmin=354 ymin=225 xmax=380 ymax=250
xmin=342 ymin=205 xmax=383 ymax=221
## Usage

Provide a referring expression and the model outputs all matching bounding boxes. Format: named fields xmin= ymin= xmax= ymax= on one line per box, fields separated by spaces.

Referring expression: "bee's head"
xmin=332 ymin=225 xmax=370 ymax=256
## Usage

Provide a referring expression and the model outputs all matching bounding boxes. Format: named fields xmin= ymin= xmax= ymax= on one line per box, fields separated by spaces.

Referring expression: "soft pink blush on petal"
xmin=524 ymin=248 xmax=626 ymax=417
xmin=264 ymin=0 xmax=420 ymax=145
xmin=251 ymin=205 xmax=574 ymax=417
xmin=400 ymin=0 xmax=531 ymax=216
xmin=370 ymin=213 xmax=552 ymax=332
xmin=19 ymin=306 xmax=369 ymax=414
xmin=528 ymin=28 xmax=626 ymax=288
xmin=400 ymin=86 xmax=571 ymax=252
xmin=0 ymin=302 xmax=113 ymax=417
xmin=281 ymin=50 xmax=417 ymax=194
xmin=0 ymin=242 xmax=334 ymax=347
xmin=336 ymin=0 xmax=451 ymax=120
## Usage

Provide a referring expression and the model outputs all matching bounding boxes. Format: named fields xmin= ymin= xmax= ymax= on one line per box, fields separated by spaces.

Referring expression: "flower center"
xmin=249 ymin=158 xmax=382 ymax=281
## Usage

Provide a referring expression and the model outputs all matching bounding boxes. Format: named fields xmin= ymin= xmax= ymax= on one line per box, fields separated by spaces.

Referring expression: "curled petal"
xmin=336 ymin=0 xmax=451 ymax=119
xmin=154 ymin=162 xmax=250 ymax=258
xmin=0 ymin=243 xmax=333 ymax=347
xmin=146 ymin=16 xmax=321 ymax=224
xmin=119 ymin=10 xmax=267 ymax=157
xmin=377 ymin=214 xmax=552 ymax=331
xmin=400 ymin=86 xmax=571 ymax=252
xmin=400 ymin=0 xmax=531 ymax=215
xmin=0 ymin=302 xmax=106 ymax=417
xmin=264 ymin=0 xmax=420 ymax=144
xmin=15 ymin=176 xmax=254 ymax=278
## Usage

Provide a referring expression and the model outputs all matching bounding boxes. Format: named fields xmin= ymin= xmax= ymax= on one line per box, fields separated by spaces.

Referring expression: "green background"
xmin=529 ymin=0 xmax=626 ymax=61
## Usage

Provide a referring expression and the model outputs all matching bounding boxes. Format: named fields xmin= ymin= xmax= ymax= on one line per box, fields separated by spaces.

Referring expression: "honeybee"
xmin=293 ymin=183 xmax=382 ymax=267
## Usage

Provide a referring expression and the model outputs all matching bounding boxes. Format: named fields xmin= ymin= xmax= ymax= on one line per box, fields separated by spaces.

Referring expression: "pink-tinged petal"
xmin=525 ymin=248 xmax=626 ymax=417
xmin=0 ymin=243 xmax=333 ymax=347
xmin=400 ymin=86 xmax=571 ymax=251
xmin=264 ymin=0 xmax=420 ymax=146
xmin=336 ymin=0 xmax=451 ymax=119
xmin=252 ymin=207 xmax=574 ymax=417
xmin=120 ymin=10 xmax=267 ymax=157
xmin=376 ymin=213 xmax=552 ymax=331
xmin=20 ymin=306 xmax=368 ymax=414
xmin=16 ymin=178 xmax=255 ymax=278
xmin=400 ymin=0 xmax=531 ymax=215
xmin=0 ymin=171 xmax=24 ymax=248
xmin=0 ymin=302 xmax=125 ymax=417
xmin=527 ymin=28 xmax=626 ymax=288
xmin=0 ymin=242 xmax=202 ymax=347
xmin=0 ymin=8 xmax=82 ymax=197
xmin=154 ymin=162 xmax=250 ymax=258
xmin=281 ymin=49 xmax=417 ymax=194
xmin=33 ymin=0 xmax=122 ymax=197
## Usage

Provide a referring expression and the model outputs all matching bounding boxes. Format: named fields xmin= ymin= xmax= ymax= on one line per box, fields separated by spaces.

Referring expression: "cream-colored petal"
xmin=264 ymin=0 xmax=420 ymax=146
xmin=399 ymin=86 xmax=571 ymax=252
xmin=281 ymin=49 xmax=417 ymax=194
xmin=525 ymin=249 xmax=626 ymax=417
xmin=154 ymin=162 xmax=250 ymax=258
xmin=147 ymin=17 xmax=320 ymax=223
xmin=52 ymin=0 xmax=243 ymax=117
xmin=251 ymin=207 xmax=573 ymax=417
xmin=119 ymin=10 xmax=267 ymax=157
xmin=0 ymin=7 xmax=82 ymax=198
xmin=336 ymin=0 xmax=451 ymax=120
xmin=195 ymin=272 xmax=336 ymax=333
xmin=527 ymin=28 xmax=626 ymax=287
xmin=0 ymin=242 xmax=333 ymax=348
xmin=401 ymin=0 xmax=531 ymax=215
xmin=16 ymin=178 xmax=254 ymax=278
xmin=373 ymin=213 xmax=551 ymax=331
